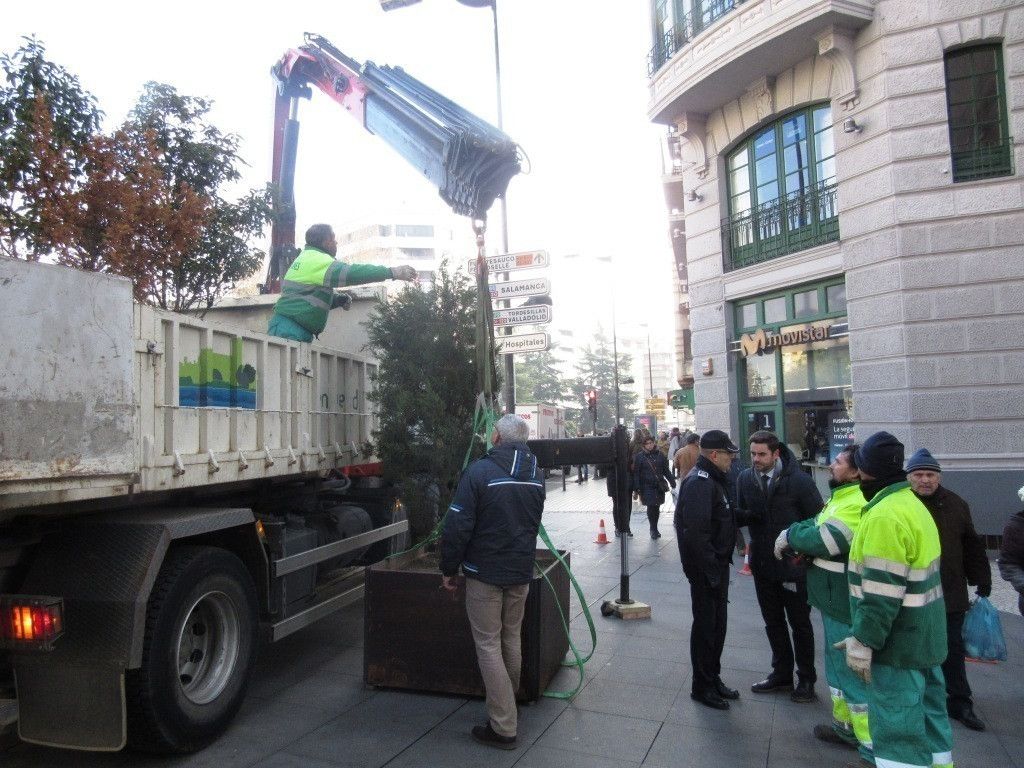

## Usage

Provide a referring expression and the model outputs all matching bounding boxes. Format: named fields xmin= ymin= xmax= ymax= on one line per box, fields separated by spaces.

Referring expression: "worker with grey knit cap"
xmin=907 ymin=447 xmax=991 ymax=732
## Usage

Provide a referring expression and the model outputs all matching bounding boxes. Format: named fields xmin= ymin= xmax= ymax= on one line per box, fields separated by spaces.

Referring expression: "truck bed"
xmin=0 ymin=259 xmax=378 ymax=518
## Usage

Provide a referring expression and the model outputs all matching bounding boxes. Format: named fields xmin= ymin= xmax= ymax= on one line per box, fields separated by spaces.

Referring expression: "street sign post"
xmin=497 ymin=332 xmax=549 ymax=355
xmin=493 ymin=305 xmax=552 ymax=328
xmin=469 ymin=250 xmax=549 ymax=273
xmin=488 ymin=277 xmax=550 ymax=301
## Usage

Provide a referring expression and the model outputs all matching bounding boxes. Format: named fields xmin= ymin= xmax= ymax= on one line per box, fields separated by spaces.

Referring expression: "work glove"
xmin=390 ymin=265 xmax=418 ymax=281
xmin=976 ymin=584 xmax=992 ymax=598
xmin=331 ymin=291 xmax=353 ymax=310
xmin=833 ymin=636 xmax=872 ymax=683
xmin=773 ymin=529 xmax=790 ymax=560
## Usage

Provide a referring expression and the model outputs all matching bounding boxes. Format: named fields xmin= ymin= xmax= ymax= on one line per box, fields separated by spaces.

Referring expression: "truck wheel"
xmin=126 ymin=545 xmax=258 ymax=754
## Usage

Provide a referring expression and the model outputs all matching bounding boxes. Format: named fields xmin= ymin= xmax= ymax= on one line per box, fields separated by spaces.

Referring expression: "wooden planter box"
xmin=364 ymin=548 xmax=570 ymax=701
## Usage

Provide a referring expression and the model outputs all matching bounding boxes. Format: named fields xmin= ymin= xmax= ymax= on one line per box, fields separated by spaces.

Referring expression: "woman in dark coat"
xmin=632 ymin=436 xmax=674 ymax=538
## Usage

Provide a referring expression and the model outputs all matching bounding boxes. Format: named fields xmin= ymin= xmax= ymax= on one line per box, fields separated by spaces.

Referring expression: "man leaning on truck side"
xmin=267 ymin=223 xmax=418 ymax=342
xmin=440 ymin=413 xmax=545 ymax=750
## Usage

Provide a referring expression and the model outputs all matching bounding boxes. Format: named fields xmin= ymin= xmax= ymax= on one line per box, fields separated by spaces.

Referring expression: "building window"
xmin=738 ymin=303 xmax=757 ymax=329
xmin=722 ymin=104 xmax=839 ymax=271
xmin=395 ymin=224 xmax=434 ymax=237
xmin=944 ymin=44 xmax=1013 ymax=182
xmin=793 ymin=289 xmax=819 ymax=318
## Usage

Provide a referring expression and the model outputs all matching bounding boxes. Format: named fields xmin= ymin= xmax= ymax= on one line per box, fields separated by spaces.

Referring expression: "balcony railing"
xmin=722 ymin=182 xmax=839 ymax=271
xmin=951 ymin=137 xmax=1014 ymax=183
xmin=647 ymin=0 xmax=753 ymax=76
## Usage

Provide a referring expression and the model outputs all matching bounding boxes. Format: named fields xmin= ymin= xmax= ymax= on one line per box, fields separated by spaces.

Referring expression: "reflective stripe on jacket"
xmin=272 ymin=246 xmax=391 ymax=335
xmin=848 ymin=482 xmax=947 ymax=668
xmin=787 ymin=481 xmax=866 ymax=623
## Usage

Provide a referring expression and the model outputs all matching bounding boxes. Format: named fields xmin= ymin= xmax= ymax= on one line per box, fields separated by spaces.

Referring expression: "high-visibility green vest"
xmin=272 ymin=246 xmax=392 ymax=336
xmin=787 ymin=481 xmax=866 ymax=624
xmin=848 ymin=482 xmax=946 ymax=668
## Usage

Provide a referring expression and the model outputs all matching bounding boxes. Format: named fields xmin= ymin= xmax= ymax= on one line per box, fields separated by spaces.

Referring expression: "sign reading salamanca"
xmin=488 ymin=277 xmax=551 ymax=300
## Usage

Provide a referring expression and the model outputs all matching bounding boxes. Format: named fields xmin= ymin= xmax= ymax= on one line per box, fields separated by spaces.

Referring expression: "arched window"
xmin=723 ymin=104 xmax=839 ymax=271
xmin=944 ymin=43 xmax=1013 ymax=182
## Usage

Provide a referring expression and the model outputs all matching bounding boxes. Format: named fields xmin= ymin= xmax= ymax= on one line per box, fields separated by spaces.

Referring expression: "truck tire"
xmin=126 ymin=545 xmax=258 ymax=754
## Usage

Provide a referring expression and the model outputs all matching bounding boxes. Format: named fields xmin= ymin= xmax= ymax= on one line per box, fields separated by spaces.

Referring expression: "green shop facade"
xmin=730 ymin=277 xmax=852 ymax=467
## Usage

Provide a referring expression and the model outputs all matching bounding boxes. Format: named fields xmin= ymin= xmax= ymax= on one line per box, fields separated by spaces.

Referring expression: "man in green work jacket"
xmin=268 ymin=223 xmax=418 ymax=342
xmin=774 ymin=443 xmax=871 ymax=763
xmin=836 ymin=431 xmax=954 ymax=768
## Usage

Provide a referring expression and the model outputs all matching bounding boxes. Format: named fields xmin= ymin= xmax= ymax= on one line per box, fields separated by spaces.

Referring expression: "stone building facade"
xmin=647 ymin=0 xmax=1024 ymax=532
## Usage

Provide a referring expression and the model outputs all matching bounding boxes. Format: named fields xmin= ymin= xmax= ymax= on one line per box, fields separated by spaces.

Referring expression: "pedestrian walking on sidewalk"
xmin=907 ymin=448 xmax=991 ymax=732
xmin=775 ymin=444 xmax=872 ymax=762
xmin=633 ymin=436 xmax=674 ymax=538
xmin=439 ymin=414 xmax=545 ymax=750
xmin=837 ymin=431 xmax=954 ymax=768
xmin=576 ymin=431 xmax=590 ymax=483
xmin=998 ymin=485 xmax=1024 ymax=616
xmin=675 ymin=430 xmax=741 ymax=710
xmin=668 ymin=427 xmax=683 ymax=475
xmin=673 ymin=433 xmax=700 ymax=480
xmin=737 ymin=430 xmax=824 ymax=703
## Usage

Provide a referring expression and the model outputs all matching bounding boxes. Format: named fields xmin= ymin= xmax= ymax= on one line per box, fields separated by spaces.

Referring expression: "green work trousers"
xmin=870 ymin=664 xmax=954 ymax=768
xmin=267 ymin=314 xmax=314 ymax=342
xmin=822 ymin=612 xmax=873 ymax=763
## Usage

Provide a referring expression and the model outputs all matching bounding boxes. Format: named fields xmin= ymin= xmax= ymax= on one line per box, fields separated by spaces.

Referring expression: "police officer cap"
xmin=699 ymin=430 xmax=740 ymax=453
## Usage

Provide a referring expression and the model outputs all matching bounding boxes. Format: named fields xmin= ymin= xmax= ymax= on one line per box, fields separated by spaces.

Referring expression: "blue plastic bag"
xmin=962 ymin=596 xmax=1007 ymax=662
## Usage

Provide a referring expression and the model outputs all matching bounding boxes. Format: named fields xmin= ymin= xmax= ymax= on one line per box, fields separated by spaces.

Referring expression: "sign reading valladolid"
xmin=498 ymin=332 xmax=549 ymax=355
xmin=493 ymin=305 xmax=552 ymax=327
xmin=469 ymin=250 xmax=549 ymax=273
xmin=488 ymin=277 xmax=550 ymax=300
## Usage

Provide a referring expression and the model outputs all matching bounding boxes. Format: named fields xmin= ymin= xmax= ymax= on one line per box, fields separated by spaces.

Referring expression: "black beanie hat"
xmin=855 ymin=431 xmax=905 ymax=480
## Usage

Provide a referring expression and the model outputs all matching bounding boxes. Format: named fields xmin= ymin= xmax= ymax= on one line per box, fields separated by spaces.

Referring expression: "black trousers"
xmin=688 ymin=563 xmax=730 ymax=695
xmin=943 ymin=610 xmax=973 ymax=710
xmin=752 ymin=574 xmax=816 ymax=682
xmin=647 ymin=504 xmax=660 ymax=532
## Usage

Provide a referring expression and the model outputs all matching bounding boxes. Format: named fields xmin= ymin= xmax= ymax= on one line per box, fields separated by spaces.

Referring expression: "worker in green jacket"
xmin=774 ymin=443 xmax=870 ymax=762
xmin=268 ymin=223 xmax=418 ymax=342
xmin=836 ymin=431 xmax=954 ymax=768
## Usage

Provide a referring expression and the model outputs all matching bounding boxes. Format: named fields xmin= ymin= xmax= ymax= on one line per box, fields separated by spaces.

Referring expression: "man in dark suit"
xmin=736 ymin=430 xmax=824 ymax=703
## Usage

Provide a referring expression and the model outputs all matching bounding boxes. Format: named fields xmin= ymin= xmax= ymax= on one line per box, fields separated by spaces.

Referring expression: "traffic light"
xmin=586 ymin=389 xmax=598 ymax=417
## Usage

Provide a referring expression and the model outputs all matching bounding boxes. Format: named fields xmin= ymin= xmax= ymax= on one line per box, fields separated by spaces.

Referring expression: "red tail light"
xmin=0 ymin=596 xmax=64 ymax=649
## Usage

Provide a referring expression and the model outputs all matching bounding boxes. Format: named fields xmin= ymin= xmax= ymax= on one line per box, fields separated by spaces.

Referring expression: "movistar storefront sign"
xmin=738 ymin=323 xmax=835 ymax=356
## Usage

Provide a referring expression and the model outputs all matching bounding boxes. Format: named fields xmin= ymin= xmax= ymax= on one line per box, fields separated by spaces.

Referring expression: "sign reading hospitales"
xmin=493 ymin=305 xmax=552 ymax=328
xmin=488 ymin=277 xmax=550 ymax=300
xmin=497 ymin=332 xmax=549 ymax=355
xmin=469 ymin=250 xmax=549 ymax=273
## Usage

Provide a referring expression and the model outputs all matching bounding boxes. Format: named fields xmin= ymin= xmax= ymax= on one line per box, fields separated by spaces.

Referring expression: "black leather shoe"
xmin=751 ymin=675 xmax=793 ymax=693
xmin=471 ymin=722 xmax=517 ymax=750
xmin=950 ymin=706 xmax=985 ymax=731
xmin=791 ymin=678 xmax=816 ymax=703
xmin=714 ymin=678 xmax=739 ymax=700
xmin=691 ymin=690 xmax=730 ymax=710
xmin=651 ymin=530 xmax=662 ymax=539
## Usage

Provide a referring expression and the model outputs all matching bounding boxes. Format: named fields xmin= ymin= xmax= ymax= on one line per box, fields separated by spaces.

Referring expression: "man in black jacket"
xmin=907 ymin=447 xmax=991 ymax=732
xmin=440 ymin=414 xmax=545 ymax=750
xmin=675 ymin=429 xmax=741 ymax=710
xmin=737 ymin=430 xmax=824 ymax=703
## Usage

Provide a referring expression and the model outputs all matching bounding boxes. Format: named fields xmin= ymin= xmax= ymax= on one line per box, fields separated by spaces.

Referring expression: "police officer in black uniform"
xmin=675 ymin=429 xmax=741 ymax=710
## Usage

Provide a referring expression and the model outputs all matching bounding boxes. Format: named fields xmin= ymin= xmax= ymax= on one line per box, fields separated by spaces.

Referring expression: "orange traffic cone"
xmin=739 ymin=544 xmax=752 ymax=576
xmin=594 ymin=519 xmax=610 ymax=545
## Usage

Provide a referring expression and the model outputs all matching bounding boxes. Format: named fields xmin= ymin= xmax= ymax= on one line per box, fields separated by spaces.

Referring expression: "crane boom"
xmin=265 ymin=33 xmax=521 ymax=290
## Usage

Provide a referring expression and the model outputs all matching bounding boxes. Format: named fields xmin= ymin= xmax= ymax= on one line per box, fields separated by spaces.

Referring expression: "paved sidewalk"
xmin=4 ymin=479 xmax=1022 ymax=767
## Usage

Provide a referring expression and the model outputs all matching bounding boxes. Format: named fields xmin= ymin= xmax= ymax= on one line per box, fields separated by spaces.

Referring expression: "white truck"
xmin=0 ymin=259 xmax=409 ymax=754
xmin=515 ymin=403 xmax=567 ymax=440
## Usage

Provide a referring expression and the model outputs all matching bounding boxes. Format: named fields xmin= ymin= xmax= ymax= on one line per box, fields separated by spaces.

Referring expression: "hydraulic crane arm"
xmin=265 ymin=33 xmax=522 ymax=290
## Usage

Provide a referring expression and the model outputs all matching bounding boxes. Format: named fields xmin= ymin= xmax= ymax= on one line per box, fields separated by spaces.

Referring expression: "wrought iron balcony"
xmin=722 ymin=182 xmax=838 ymax=271
xmin=647 ymin=0 xmax=752 ymax=76
xmin=951 ymin=137 xmax=1014 ymax=183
